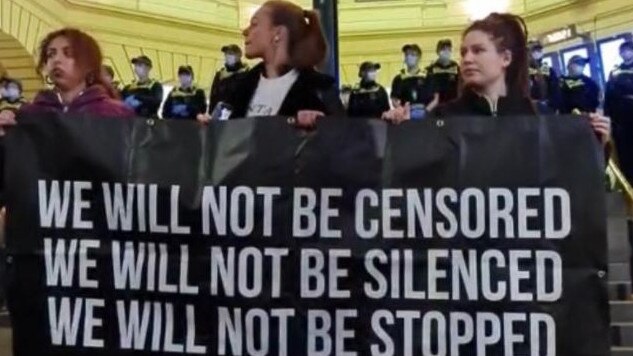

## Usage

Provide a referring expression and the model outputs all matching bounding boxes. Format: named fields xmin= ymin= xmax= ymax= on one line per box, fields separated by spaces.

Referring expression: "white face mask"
xmin=179 ymin=74 xmax=193 ymax=87
xmin=225 ymin=54 xmax=238 ymax=66
xmin=439 ymin=50 xmax=451 ymax=61
xmin=6 ymin=88 xmax=19 ymax=99
xmin=134 ymin=65 xmax=149 ymax=78
xmin=569 ymin=64 xmax=584 ymax=76
xmin=405 ymin=55 xmax=419 ymax=67
xmin=365 ymin=71 xmax=378 ymax=82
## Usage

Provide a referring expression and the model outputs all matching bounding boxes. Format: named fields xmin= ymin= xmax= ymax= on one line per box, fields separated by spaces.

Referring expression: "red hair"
xmin=263 ymin=1 xmax=327 ymax=69
xmin=37 ymin=28 xmax=118 ymax=98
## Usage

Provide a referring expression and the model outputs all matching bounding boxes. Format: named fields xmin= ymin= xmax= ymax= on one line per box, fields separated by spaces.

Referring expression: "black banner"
xmin=6 ymin=114 xmax=609 ymax=356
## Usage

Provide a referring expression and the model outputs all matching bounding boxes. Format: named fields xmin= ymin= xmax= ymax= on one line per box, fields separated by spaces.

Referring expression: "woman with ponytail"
xmin=0 ymin=28 xmax=132 ymax=133
xmin=383 ymin=13 xmax=610 ymax=145
xmin=198 ymin=0 xmax=344 ymax=128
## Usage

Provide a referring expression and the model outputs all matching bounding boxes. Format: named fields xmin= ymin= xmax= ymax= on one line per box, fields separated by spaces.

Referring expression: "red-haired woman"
xmin=382 ymin=13 xmax=610 ymax=144
xmin=198 ymin=0 xmax=344 ymax=128
xmin=0 ymin=28 xmax=132 ymax=134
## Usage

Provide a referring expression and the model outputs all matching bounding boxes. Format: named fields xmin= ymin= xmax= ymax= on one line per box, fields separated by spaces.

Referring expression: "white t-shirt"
xmin=247 ymin=69 xmax=299 ymax=117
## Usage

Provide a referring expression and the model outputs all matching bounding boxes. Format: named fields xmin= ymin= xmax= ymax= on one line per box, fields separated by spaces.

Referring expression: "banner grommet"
xmin=436 ymin=119 xmax=445 ymax=127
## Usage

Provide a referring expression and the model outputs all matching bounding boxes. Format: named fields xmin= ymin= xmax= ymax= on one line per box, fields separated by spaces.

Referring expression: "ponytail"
xmin=464 ymin=13 xmax=530 ymax=97
xmin=265 ymin=1 xmax=328 ymax=69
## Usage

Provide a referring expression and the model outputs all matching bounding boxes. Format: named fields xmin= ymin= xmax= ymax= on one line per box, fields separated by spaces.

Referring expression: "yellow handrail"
xmin=608 ymin=158 xmax=633 ymax=205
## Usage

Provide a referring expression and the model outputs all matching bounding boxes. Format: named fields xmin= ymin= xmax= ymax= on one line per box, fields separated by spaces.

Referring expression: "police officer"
xmin=121 ymin=55 xmax=163 ymax=118
xmin=162 ymin=65 xmax=207 ymax=120
xmin=606 ymin=40 xmax=633 ymax=181
xmin=426 ymin=39 xmax=460 ymax=104
xmin=560 ymin=55 xmax=600 ymax=114
xmin=347 ymin=62 xmax=390 ymax=118
xmin=528 ymin=41 xmax=560 ymax=113
xmin=391 ymin=44 xmax=439 ymax=119
xmin=209 ymin=44 xmax=249 ymax=112
xmin=0 ymin=78 xmax=26 ymax=114
xmin=101 ymin=65 xmax=122 ymax=97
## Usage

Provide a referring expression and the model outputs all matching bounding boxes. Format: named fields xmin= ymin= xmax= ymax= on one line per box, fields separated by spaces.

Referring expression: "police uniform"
xmin=390 ymin=69 xmax=435 ymax=106
xmin=426 ymin=60 xmax=459 ymax=103
xmin=121 ymin=79 xmax=163 ymax=118
xmin=0 ymin=97 xmax=26 ymax=113
xmin=528 ymin=60 xmax=560 ymax=112
xmin=348 ymin=82 xmax=390 ymax=119
xmin=559 ymin=75 xmax=600 ymax=114
xmin=162 ymin=86 xmax=206 ymax=120
xmin=605 ymin=61 xmax=633 ymax=180
xmin=210 ymin=63 xmax=249 ymax=110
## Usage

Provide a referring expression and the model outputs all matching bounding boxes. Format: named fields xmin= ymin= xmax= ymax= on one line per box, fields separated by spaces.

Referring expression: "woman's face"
xmin=460 ymin=30 xmax=511 ymax=90
xmin=242 ymin=6 xmax=276 ymax=60
xmin=45 ymin=36 xmax=85 ymax=91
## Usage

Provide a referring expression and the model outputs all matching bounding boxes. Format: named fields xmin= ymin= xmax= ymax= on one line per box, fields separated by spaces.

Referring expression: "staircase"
xmin=609 ymin=192 xmax=633 ymax=355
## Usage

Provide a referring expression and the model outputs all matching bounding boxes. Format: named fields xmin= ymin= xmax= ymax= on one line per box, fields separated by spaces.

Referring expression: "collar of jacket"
xmin=231 ymin=62 xmax=336 ymax=118
xmin=449 ymin=89 xmax=536 ymax=117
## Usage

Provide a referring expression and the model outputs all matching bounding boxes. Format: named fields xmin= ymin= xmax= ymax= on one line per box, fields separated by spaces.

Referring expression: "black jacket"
xmin=436 ymin=89 xmax=536 ymax=117
xmin=121 ymin=79 xmax=163 ymax=118
xmin=209 ymin=62 xmax=249 ymax=110
xmin=605 ymin=62 xmax=633 ymax=123
xmin=426 ymin=60 xmax=460 ymax=103
xmin=528 ymin=59 xmax=560 ymax=110
xmin=560 ymin=75 xmax=600 ymax=114
xmin=227 ymin=63 xmax=345 ymax=119
xmin=161 ymin=85 xmax=207 ymax=120
xmin=347 ymin=81 xmax=390 ymax=119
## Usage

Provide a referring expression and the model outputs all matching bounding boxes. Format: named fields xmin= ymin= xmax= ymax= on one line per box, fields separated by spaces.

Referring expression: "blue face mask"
xmin=405 ymin=55 xmax=419 ymax=67
xmin=6 ymin=88 xmax=20 ymax=99
xmin=569 ymin=64 xmax=584 ymax=76
xmin=365 ymin=71 xmax=378 ymax=82
xmin=439 ymin=50 xmax=451 ymax=61
xmin=225 ymin=55 xmax=238 ymax=66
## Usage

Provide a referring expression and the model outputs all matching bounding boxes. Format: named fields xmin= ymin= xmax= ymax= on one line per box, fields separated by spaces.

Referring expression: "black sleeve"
xmin=391 ymin=75 xmax=402 ymax=100
xmin=318 ymin=86 xmax=346 ymax=117
xmin=378 ymin=87 xmax=390 ymax=113
xmin=347 ymin=92 xmax=359 ymax=117
xmin=161 ymin=93 xmax=173 ymax=119
xmin=121 ymin=85 xmax=130 ymax=100
xmin=194 ymin=89 xmax=207 ymax=115
xmin=548 ymin=68 xmax=561 ymax=111
xmin=209 ymin=71 xmax=221 ymax=109
xmin=134 ymin=82 xmax=164 ymax=114
xmin=588 ymin=79 xmax=601 ymax=112
xmin=604 ymin=74 xmax=615 ymax=117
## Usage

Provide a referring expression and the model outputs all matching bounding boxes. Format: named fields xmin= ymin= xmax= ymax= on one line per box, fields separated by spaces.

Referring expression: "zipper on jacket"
xmin=483 ymin=95 xmax=498 ymax=117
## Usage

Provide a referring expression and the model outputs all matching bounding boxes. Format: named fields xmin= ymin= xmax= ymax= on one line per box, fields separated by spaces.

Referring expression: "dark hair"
xmin=463 ymin=13 xmax=529 ymax=97
xmin=620 ymin=41 xmax=633 ymax=53
xmin=263 ymin=0 xmax=327 ymax=69
xmin=436 ymin=39 xmax=452 ymax=53
xmin=37 ymin=28 xmax=117 ymax=98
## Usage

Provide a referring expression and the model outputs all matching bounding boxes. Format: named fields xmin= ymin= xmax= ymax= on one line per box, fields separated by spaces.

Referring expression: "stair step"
xmin=610 ymin=301 xmax=633 ymax=323
xmin=611 ymin=263 xmax=631 ymax=282
xmin=612 ymin=346 xmax=633 ymax=356
xmin=613 ymin=323 xmax=633 ymax=347
xmin=608 ymin=217 xmax=630 ymax=263
xmin=609 ymin=281 xmax=632 ymax=301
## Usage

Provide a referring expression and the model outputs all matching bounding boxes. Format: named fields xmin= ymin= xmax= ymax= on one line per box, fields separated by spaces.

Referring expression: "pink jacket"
xmin=19 ymin=85 xmax=134 ymax=118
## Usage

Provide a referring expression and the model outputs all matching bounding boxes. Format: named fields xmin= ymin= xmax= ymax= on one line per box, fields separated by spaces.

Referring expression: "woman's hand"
xmin=382 ymin=102 xmax=410 ymax=125
xmin=588 ymin=113 xmax=611 ymax=146
xmin=295 ymin=110 xmax=324 ymax=129
xmin=0 ymin=110 xmax=16 ymax=136
xmin=196 ymin=113 xmax=211 ymax=125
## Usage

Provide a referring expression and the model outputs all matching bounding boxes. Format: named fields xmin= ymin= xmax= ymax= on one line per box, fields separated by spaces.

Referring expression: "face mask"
xmin=225 ymin=55 xmax=238 ymax=66
xmin=439 ymin=50 xmax=451 ymax=61
xmin=365 ymin=71 xmax=377 ymax=82
xmin=179 ymin=75 xmax=193 ymax=86
xmin=405 ymin=55 xmax=419 ymax=67
xmin=0 ymin=87 xmax=7 ymax=98
xmin=6 ymin=88 xmax=19 ymax=99
xmin=532 ymin=51 xmax=543 ymax=61
xmin=134 ymin=65 xmax=149 ymax=78
xmin=569 ymin=64 xmax=584 ymax=76
xmin=622 ymin=51 xmax=633 ymax=62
